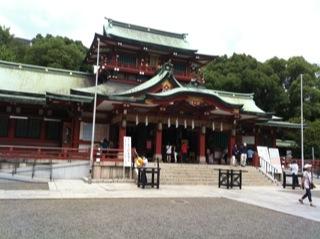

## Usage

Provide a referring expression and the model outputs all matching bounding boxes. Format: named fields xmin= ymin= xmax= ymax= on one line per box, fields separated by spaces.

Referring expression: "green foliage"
xmin=0 ymin=25 xmax=13 ymax=45
xmin=204 ymin=54 xmax=320 ymax=158
xmin=24 ymin=34 xmax=89 ymax=71
xmin=0 ymin=26 xmax=89 ymax=71
xmin=204 ymin=54 xmax=289 ymax=115
xmin=304 ymin=120 xmax=320 ymax=158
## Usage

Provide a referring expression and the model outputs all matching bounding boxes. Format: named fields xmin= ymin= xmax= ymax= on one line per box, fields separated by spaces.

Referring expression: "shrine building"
xmin=0 ymin=18 xmax=300 ymax=164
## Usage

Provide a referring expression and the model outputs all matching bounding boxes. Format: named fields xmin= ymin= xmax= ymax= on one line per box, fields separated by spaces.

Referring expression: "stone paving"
xmin=1 ymin=198 xmax=319 ymax=239
xmin=0 ymin=179 xmax=319 ymax=223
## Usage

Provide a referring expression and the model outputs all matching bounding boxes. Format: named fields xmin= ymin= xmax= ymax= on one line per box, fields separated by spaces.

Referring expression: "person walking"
xmin=299 ymin=164 xmax=316 ymax=207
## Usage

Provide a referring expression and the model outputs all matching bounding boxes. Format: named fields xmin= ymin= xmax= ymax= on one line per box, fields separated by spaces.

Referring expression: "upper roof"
xmin=113 ymin=62 xmax=182 ymax=97
xmin=0 ymin=59 xmax=267 ymax=116
xmin=105 ymin=62 xmax=267 ymax=115
xmin=104 ymin=18 xmax=197 ymax=51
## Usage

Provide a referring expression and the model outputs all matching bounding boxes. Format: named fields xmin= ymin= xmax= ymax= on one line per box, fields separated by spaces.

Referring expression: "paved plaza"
xmin=0 ymin=179 xmax=319 ymax=238
xmin=0 ymin=197 xmax=319 ymax=239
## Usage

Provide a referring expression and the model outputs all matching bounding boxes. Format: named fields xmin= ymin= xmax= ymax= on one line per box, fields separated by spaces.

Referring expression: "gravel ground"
xmin=0 ymin=179 xmax=48 ymax=190
xmin=0 ymin=198 xmax=319 ymax=239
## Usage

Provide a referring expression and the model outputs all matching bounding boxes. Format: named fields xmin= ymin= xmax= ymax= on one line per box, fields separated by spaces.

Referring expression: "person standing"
xmin=172 ymin=145 xmax=178 ymax=163
xmin=181 ymin=142 xmax=188 ymax=163
xmin=165 ymin=144 xmax=172 ymax=163
xmin=231 ymin=144 xmax=238 ymax=166
xmin=240 ymin=143 xmax=247 ymax=167
xmin=289 ymin=160 xmax=299 ymax=189
xmin=299 ymin=164 xmax=315 ymax=207
xmin=246 ymin=147 xmax=254 ymax=166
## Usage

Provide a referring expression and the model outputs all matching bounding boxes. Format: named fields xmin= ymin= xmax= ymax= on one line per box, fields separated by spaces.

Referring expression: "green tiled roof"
xmin=46 ymin=92 xmax=93 ymax=103
xmin=104 ymin=18 xmax=196 ymax=51
xmin=71 ymin=80 xmax=134 ymax=96
xmin=0 ymin=60 xmax=93 ymax=95
xmin=276 ymin=139 xmax=297 ymax=148
xmin=257 ymin=120 xmax=304 ymax=129
xmin=0 ymin=91 xmax=45 ymax=105
xmin=114 ymin=63 xmax=182 ymax=97
xmin=147 ymin=87 xmax=266 ymax=114
xmin=210 ymin=90 xmax=266 ymax=114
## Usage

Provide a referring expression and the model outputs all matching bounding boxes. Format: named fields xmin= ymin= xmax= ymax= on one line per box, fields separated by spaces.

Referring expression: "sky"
xmin=0 ymin=0 xmax=319 ymax=64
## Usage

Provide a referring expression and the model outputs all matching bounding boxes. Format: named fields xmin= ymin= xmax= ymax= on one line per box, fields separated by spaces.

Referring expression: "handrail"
xmin=259 ymin=156 xmax=280 ymax=182
xmin=0 ymin=145 xmax=123 ymax=162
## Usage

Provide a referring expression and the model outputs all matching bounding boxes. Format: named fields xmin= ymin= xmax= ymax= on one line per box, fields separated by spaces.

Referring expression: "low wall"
xmin=93 ymin=162 xmax=133 ymax=179
xmin=0 ymin=160 xmax=90 ymax=180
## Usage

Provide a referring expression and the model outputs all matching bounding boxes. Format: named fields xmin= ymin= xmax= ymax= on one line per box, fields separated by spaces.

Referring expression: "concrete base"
xmin=153 ymin=154 xmax=162 ymax=162
xmin=199 ymin=156 xmax=206 ymax=164
xmin=93 ymin=163 xmax=132 ymax=180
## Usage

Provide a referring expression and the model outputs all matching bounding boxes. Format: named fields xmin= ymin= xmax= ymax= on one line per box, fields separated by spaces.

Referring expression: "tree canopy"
xmin=204 ymin=54 xmax=320 ymax=158
xmin=0 ymin=26 xmax=89 ymax=71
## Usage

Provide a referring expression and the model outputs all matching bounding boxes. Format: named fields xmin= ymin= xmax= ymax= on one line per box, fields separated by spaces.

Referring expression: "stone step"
xmin=157 ymin=164 xmax=274 ymax=186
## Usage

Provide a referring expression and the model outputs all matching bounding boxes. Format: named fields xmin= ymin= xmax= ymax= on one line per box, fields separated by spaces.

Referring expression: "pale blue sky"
xmin=1 ymin=0 xmax=319 ymax=63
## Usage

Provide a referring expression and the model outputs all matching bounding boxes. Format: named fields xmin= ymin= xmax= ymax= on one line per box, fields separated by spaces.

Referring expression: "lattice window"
xmin=15 ymin=118 xmax=41 ymax=138
xmin=173 ymin=62 xmax=186 ymax=73
xmin=46 ymin=121 xmax=61 ymax=140
xmin=0 ymin=117 xmax=8 ymax=137
xmin=80 ymin=122 xmax=108 ymax=142
xmin=118 ymin=53 xmax=136 ymax=66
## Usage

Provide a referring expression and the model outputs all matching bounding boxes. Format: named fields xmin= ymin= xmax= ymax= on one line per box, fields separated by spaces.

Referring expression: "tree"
xmin=0 ymin=25 xmax=16 ymax=61
xmin=23 ymin=34 xmax=89 ymax=71
xmin=286 ymin=57 xmax=320 ymax=121
xmin=304 ymin=120 xmax=320 ymax=158
xmin=204 ymin=54 xmax=288 ymax=115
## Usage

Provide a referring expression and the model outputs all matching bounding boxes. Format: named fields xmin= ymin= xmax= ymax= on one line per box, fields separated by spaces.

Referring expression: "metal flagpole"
xmin=89 ymin=37 xmax=100 ymax=183
xmin=300 ymin=74 xmax=304 ymax=171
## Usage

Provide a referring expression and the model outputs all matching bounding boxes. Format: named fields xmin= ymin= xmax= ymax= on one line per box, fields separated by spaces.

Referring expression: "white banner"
xmin=123 ymin=136 xmax=132 ymax=167
xmin=257 ymin=146 xmax=270 ymax=173
xmin=257 ymin=146 xmax=270 ymax=162
xmin=268 ymin=148 xmax=282 ymax=173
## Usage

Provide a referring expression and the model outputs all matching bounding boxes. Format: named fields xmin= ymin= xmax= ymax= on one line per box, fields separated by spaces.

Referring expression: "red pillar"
xmin=72 ymin=118 xmax=80 ymax=148
xmin=228 ymin=131 xmax=236 ymax=159
xmin=118 ymin=124 xmax=126 ymax=149
xmin=198 ymin=127 xmax=206 ymax=164
xmin=154 ymin=126 xmax=162 ymax=161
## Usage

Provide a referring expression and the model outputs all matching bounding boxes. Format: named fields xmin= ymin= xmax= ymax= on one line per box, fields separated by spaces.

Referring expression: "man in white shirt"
xmin=289 ymin=160 xmax=299 ymax=189
xmin=299 ymin=164 xmax=315 ymax=207
xmin=166 ymin=144 xmax=172 ymax=163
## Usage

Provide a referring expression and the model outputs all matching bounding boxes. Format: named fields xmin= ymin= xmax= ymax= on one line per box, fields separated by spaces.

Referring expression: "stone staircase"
xmin=156 ymin=163 xmax=275 ymax=186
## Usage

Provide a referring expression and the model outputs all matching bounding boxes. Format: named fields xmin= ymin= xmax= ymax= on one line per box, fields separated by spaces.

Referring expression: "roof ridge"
xmin=0 ymin=60 xmax=92 ymax=77
xmin=209 ymin=89 xmax=255 ymax=99
xmin=105 ymin=18 xmax=187 ymax=40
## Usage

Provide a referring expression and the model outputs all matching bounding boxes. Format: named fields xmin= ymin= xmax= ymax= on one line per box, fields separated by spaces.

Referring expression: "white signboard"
xmin=123 ymin=136 xmax=132 ymax=167
xmin=257 ymin=146 xmax=270 ymax=172
xmin=257 ymin=146 xmax=270 ymax=162
xmin=268 ymin=148 xmax=282 ymax=173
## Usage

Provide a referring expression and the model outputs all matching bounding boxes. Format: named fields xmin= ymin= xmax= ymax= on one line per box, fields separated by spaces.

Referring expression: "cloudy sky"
xmin=1 ymin=0 xmax=319 ymax=64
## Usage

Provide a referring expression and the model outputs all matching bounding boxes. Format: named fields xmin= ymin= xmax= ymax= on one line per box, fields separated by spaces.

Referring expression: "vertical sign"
xmin=269 ymin=148 xmax=282 ymax=173
xmin=123 ymin=136 xmax=132 ymax=167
